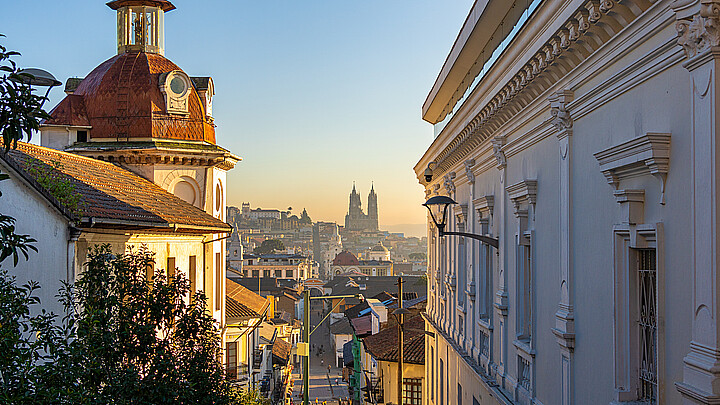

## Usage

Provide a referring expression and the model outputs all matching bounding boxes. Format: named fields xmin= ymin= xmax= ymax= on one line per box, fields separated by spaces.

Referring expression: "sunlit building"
xmin=2 ymin=0 xmax=237 ymax=342
xmin=416 ymin=0 xmax=716 ymax=404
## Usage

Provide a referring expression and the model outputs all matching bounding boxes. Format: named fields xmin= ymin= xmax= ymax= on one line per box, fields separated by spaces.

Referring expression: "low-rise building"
xmin=242 ymin=253 xmax=310 ymax=280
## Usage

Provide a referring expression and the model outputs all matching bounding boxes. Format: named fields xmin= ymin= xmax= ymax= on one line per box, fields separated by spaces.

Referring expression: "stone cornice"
xmin=428 ymin=0 xmax=655 ymax=179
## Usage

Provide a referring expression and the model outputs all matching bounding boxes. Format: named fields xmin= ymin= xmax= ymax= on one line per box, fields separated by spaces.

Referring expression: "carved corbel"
xmin=464 ymin=159 xmax=476 ymax=184
xmin=443 ymin=172 xmax=457 ymax=195
xmin=491 ymin=136 xmax=507 ymax=170
xmin=549 ymin=90 xmax=574 ymax=143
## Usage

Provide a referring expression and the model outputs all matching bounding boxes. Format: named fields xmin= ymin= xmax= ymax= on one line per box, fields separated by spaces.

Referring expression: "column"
xmin=492 ymin=135 xmax=509 ymax=381
xmin=675 ymin=1 xmax=720 ymax=402
xmin=549 ymin=89 xmax=575 ymax=405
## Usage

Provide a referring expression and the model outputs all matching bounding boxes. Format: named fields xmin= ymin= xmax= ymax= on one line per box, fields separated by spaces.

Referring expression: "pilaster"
xmin=675 ymin=1 xmax=720 ymax=402
xmin=492 ymin=135 xmax=509 ymax=380
xmin=549 ymin=89 xmax=575 ymax=405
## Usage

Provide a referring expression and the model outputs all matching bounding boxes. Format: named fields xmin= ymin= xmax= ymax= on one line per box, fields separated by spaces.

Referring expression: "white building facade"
xmin=416 ymin=1 xmax=720 ymax=404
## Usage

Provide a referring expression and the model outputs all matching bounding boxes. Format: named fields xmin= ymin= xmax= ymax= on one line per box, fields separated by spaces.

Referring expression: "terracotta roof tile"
xmin=0 ymin=142 xmax=230 ymax=232
xmin=226 ymin=296 xmax=260 ymax=319
xmin=272 ymin=338 xmax=291 ymax=364
xmin=362 ymin=315 xmax=425 ymax=365
xmin=48 ymin=52 xmax=215 ymax=144
xmin=44 ymin=95 xmax=89 ymax=127
xmin=226 ymin=278 xmax=269 ymax=315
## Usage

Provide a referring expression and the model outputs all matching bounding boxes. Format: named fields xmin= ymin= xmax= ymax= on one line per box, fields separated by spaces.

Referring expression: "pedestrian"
xmin=335 ymin=378 xmax=339 ymax=385
xmin=321 ymin=359 xmax=324 ymax=366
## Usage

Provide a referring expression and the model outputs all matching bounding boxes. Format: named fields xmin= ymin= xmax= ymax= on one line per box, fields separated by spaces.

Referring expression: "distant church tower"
xmin=344 ymin=183 xmax=378 ymax=232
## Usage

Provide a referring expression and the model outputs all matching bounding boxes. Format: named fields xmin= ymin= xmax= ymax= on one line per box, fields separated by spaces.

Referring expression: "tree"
xmin=50 ymin=245 xmax=239 ymax=404
xmin=408 ymin=252 xmax=426 ymax=261
xmin=0 ymin=35 xmax=51 ymax=150
xmin=253 ymin=239 xmax=284 ymax=255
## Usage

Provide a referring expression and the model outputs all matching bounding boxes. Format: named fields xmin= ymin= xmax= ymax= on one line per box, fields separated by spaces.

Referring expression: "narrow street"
xmin=290 ymin=298 xmax=349 ymax=404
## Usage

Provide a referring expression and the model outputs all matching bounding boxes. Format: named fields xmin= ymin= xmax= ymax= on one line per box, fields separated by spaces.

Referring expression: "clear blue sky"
xmin=0 ymin=0 xmax=473 ymax=237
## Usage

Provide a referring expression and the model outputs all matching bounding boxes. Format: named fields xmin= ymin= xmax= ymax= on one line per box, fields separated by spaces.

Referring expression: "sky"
xmin=0 ymin=0 xmax=473 ymax=237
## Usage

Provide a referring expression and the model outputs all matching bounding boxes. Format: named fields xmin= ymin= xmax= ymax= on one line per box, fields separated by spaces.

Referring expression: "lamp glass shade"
xmin=423 ymin=196 xmax=457 ymax=230
xmin=11 ymin=68 xmax=62 ymax=87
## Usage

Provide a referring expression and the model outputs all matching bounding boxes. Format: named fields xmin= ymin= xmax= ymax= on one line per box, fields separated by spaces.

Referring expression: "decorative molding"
xmin=506 ymin=180 xmax=538 ymax=215
xmin=613 ymin=189 xmax=645 ymax=225
xmin=473 ymin=195 xmax=495 ymax=220
xmin=549 ymin=90 xmax=574 ymax=140
xmin=454 ymin=203 xmax=468 ymax=226
xmin=429 ymin=0 xmax=655 ymax=178
xmin=491 ymin=136 xmax=507 ymax=170
xmin=593 ymin=132 xmax=670 ymax=204
xmin=675 ymin=0 xmax=720 ymax=60
xmin=464 ymin=159 xmax=476 ymax=183
xmin=443 ymin=172 xmax=457 ymax=195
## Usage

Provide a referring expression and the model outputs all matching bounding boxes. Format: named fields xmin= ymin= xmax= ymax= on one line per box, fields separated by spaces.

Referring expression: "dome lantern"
xmin=107 ymin=0 xmax=176 ymax=56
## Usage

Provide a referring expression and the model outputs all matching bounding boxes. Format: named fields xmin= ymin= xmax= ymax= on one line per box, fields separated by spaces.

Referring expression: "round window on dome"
xmin=170 ymin=76 xmax=187 ymax=96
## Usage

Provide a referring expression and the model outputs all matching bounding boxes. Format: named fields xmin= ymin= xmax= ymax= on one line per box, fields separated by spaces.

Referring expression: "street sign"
xmin=297 ymin=342 xmax=309 ymax=357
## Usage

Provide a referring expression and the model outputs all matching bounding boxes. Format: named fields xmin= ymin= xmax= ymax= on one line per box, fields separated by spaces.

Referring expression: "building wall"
xmin=0 ymin=161 xmax=75 ymax=317
xmin=377 ymin=360 xmax=424 ymax=405
xmin=420 ymin=1 xmax=696 ymax=404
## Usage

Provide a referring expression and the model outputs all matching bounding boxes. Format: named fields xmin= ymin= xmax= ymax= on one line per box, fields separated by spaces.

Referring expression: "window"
xmin=517 ymin=238 xmax=533 ymax=342
xmin=166 ymin=257 xmax=175 ymax=280
xmin=275 ymin=270 xmax=282 ymax=278
xmin=215 ymin=253 xmax=222 ymax=310
xmin=638 ymin=249 xmax=657 ymax=403
xmin=248 ymin=260 xmax=253 ymax=265
xmin=76 ymin=130 xmax=87 ymax=142
xmin=430 ymin=346 xmax=434 ymax=401
xmin=226 ymin=342 xmax=237 ymax=380
xmin=252 ymin=270 xmax=260 ymax=277
xmin=439 ymin=359 xmax=444 ymax=405
xmin=457 ymin=382 xmax=462 ymax=405
xmin=286 ymin=269 xmax=294 ymax=278
xmin=263 ymin=270 xmax=270 ymax=278
xmin=403 ymin=378 xmax=422 ymax=405
xmin=189 ymin=255 xmax=196 ymax=295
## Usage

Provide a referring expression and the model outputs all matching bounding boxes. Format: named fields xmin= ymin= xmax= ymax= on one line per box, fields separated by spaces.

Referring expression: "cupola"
xmin=107 ymin=0 xmax=176 ymax=56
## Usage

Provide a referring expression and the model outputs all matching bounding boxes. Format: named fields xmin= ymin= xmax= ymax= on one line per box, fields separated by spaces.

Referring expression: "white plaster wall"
xmin=0 ymin=162 xmax=72 ymax=317
xmin=421 ymin=3 xmax=693 ymax=405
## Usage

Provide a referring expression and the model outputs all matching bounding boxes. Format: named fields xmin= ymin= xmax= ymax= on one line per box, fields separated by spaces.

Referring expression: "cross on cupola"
xmin=108 ymin=0 xmax=176 ymax=56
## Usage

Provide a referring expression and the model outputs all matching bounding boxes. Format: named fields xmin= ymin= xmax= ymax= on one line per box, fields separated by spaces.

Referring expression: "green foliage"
xmin=25 ymin=159 xmax=84 ymax=219
xmin=0 ymin=214 xmax=37 ymax=266
xmin=408 ymin=252 xmax=426 ymax=261
xmin=0 ymin=270 xmax=60 ymax=404
xmin=253 ymin=239 xmax=285 ymax=255
xmin=0 ymin=35 xmax=51 ymax=151
xmin=235 ymin=389 xmax=271 ymax=405
xmin=0 ymin=244 xmax=264 ymax=404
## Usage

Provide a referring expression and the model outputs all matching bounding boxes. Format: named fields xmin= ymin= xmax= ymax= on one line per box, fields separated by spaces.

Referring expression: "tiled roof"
xmin=44 ymin=95 xmax=89 ymax=127
xmin=362 ymin=314 xmax=425 ymax=365
xmin=330 ymin=317 xmax=354 ymax=336
xmin=226 ymin=278 xmax=270 ymax=315
xmin=226 ymin=296 xmax=259 ymax=320
xmin=46 ymin=52 xmax=215 ymax=144
xmin=0 ymin=142 xmax=231 ymax=233
xmin=272 ymin=338 xmax=291 ymax=364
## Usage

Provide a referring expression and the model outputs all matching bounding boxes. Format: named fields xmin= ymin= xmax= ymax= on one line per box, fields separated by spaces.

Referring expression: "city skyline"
xmin=0 ymin=1 xmax=473 ymax=237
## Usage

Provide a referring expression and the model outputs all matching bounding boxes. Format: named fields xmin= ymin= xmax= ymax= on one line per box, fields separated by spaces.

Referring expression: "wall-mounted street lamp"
xmin=423 ymin=195 xmax=499 ymax=248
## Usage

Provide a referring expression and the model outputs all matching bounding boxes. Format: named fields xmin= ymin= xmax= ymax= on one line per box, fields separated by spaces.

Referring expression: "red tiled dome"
xmin=333 ymin=251 xmax=359 ymax=266
xmin=46 ymin=52 xmax=215 ymax=144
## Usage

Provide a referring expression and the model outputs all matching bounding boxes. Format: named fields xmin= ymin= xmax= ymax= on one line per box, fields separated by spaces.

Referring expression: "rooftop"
xmin=0 ymin=142 xmax=231 ymax=233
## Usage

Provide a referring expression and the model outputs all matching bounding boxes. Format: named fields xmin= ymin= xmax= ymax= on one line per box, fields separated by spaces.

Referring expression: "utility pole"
xmin=303 ymin=289 xmax=310 ymax=405
xmin=397 ymin=276 xmax=404 ymax=405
